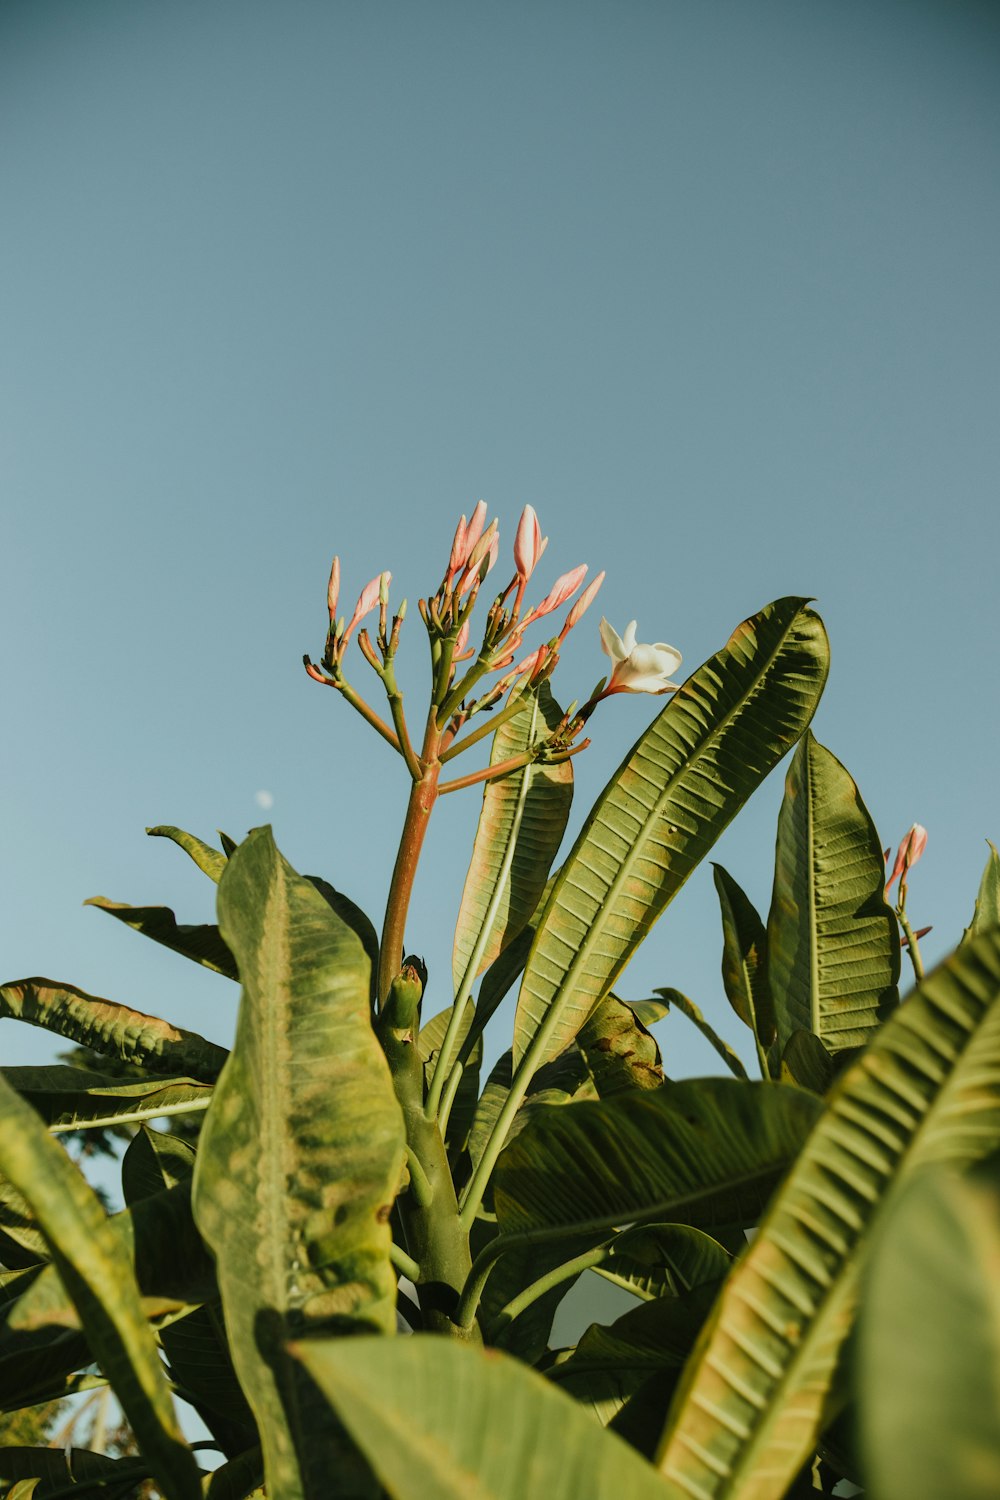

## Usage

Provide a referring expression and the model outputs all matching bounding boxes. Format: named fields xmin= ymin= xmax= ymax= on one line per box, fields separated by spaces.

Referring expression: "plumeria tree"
xmin=1 ymin=506 xmax=999 ymax=1500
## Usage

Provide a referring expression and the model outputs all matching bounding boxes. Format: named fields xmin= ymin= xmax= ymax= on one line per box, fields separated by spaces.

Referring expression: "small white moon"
xmin=254 ymin=790 xmax=274 ymax=810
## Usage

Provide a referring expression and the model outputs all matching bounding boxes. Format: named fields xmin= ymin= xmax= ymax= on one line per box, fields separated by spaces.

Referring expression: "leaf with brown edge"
xmin=84 ymin=897 xmax=238 ymax=978
xmin=0 ymin=979 xmax=227 ymax=1081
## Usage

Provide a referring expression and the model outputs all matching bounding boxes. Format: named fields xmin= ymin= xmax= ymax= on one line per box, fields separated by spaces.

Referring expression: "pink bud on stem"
xmin=558 ymin=570 xmax=605 ymax=642
xmin=886 ymin=824 xmax=928 ymax=892
xmin=327 ymin=556 xmax=341 ymax=623
xmin=513 ymin=505 xmax=548 ymax=582
xmin=343 ymin=571 xmax=391 ymax=648
xmin=523 ymin=564 xmax=588 ymax=624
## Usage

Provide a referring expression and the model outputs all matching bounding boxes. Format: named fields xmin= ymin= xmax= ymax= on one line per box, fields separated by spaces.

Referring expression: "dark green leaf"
xmin=84 ymin=897 xmax=238 ymax=979
xmin=655 ymin=989 xmax=748 ymax=1079
xmin=121 ymin=1126 xmax=196 ymax=1204
xmin=495 ymin=1078 xmax=821 ymax=1239
xmin=766 ymin=731 xmax=899 ymax=1053
xmin=780 ymin=1028 xmax=834 ymax=1094
xmin=655 ymin=927 xmax=1000 ymax=1500
xmin=2 ymin=1066 xmax=212 ymax=1132
xmin=0 ymin=1075 xmax=200 ymax=1500
xmin=713 ymin=863 xmax=775 ymax=1049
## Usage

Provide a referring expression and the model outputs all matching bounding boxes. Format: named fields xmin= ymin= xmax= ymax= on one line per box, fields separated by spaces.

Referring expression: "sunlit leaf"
xmin=655 ymin=928 xmax=1000 ymax=1500
xmin=857 ymin=1166 xmax=1000 ymax=1500
xmin=963 ymin=838 xmax=1000 ymax=940
xmin=453 ymin=684 xmax=573 ymax=990
xmin=0 ymin=1074 xmax=200 ymax=1500
xmin=192 ymin=827 xmax=404 ymax=1500
xmin=767 ymin=731 xmax=899 ymax=1053
xmin=0 ymin=978 xmax=227 ymax=1081
xmin=147 ymin=825 xmax=229 ymax=882
xmin=293 ymin=1333 xmax=671 ymax=1500
xmin=514 ymin=598 xmax=829 ymax=1074
xmin=576 ymin=993 xmax=664 ymax=1095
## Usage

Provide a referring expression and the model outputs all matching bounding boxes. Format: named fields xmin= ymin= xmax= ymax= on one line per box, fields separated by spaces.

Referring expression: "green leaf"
xmin=84 ymin=897 xmax=238 ymax=978
xmin=576 ymin=993 xmax=665 ymax=1095
xmin=292 ymin=1332 xmax=672 ymax=1500
xmin=655 ymin=988 xmax=748 ymax=1079
xmin=627 ymin=997 xmax=670 ymax=1028
xmin=4 ymin=1181 xmax=216 ymax=1337
xmin=767 ymin=731 xmax=899 ymax=1053
xmin=0 ymin=1174 xmax=49 ymax=1267
xmin=0 ymin=1075 xmax=200 ymax=1500
xmin=191 ymin=827 xmax=404 ymax=1500
xmin=0 ymin=979 xmax=228 ymax=1081
xmin=121 ymin=1126 xmax=196 ymax=1203
xmin=147 ymin=825 xmax=229 ymax=882
xmin=495 ymin=1077 xmax=821 ymax=1239
xmin=203 ymin=1447 xmax=265 ymax=1500
xmin=306 ymin=875 xmax=380 ymax=1011
xmin=453 ymin=684 xmax=573 ymax=991
xmin=654 ymin=927 xmax=1000 ymax=1500
xmin=161 ymin=1302 xmax=258 ymax=1459
xmin=2 ymin=1066 xmax=212 ymax=1132
xmin=857 ymin=1167 xmax=1000 ymax=1500
xmin=550 ymin=1285 xmax=720 ymax=1428
xmin=779 ymin=1027 xmax=834 ymax=1094
xmin=594 ymin=1223 xmax=732 ymax=1302
xmin=514 ymin=598 xmax=829 ymax=1073
xmin=419 ymin=1005 xmax=482 ymax=1160
xmin=713 ymin=863 xmax=776 ymax=1050
xmin=964 ymin=839 xmax=1000 ymax=940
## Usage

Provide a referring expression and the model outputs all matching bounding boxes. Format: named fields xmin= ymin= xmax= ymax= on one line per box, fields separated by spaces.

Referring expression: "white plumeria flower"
xmin=599 ymin=618 xmax=682 ymax=695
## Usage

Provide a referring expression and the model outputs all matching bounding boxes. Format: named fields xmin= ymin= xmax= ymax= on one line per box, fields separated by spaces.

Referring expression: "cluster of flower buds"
xmin=303 ymin=503 xmax=683 ymax=785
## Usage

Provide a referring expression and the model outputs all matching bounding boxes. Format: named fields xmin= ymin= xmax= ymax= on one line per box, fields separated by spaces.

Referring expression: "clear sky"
xmin=3 ymin=0 xmax=999 ymax=1089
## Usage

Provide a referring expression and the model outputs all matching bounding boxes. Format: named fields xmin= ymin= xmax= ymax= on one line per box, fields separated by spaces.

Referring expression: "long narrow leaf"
xmin=85 ymin=897 xmax=238 ymax=978
xmin=453 ymin=684 xmax=573 ymax=990
xmin=963 ymin=838 xmax=1000 ymax=939
xmin=2 ymin=1065 xmax=212 ymax=1132
xmin=713 ymin=864 xmax=775 ymax=1052
xmin=0 ymin=979 xmax=228 ymax=1081
xmin=147 ymin=825 xmax=229 ymax=882
xmin=655 ymin=927 xmax=1000 ymax=1500
xmin=766 ymin=731 xmax=899 ymax=1052
xmin=513 ymin=598 xmax=829 ymax=1073
xmin=0 ymin=1074 xmax=200 ymax=1500
xmin=191 ymin=827 xmax=404 ymax=1500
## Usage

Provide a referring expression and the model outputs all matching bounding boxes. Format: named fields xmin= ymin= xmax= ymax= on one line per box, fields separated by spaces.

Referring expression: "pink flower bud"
xmin=529 ymin=564 xmax=588 ymax=621
xmin=458 ymin=520 xmax=499 ymax=595
xmin=514 ymin=644 xmax=548 ymax=679
xmin=446 ymin=514 xmax=469 ymax=583
xmin=455 ymin=621 xmax=470 ymax=655
xmin=562 ymin=570 xmax=605 ymax=632
xmin=327 ymin=556 xmax=341 ymax=623
xmin=513 ymin=505 xmax=546 ymax=581
xmin=464 ymin=500 xmax=488 ymax=556
xmin=304 ymin=660 xmax=330 ymax=684
xmin=343 ymin=571 xmax=391 ymax=643
xmin=886 ymin=823 xmax=928 ymax=891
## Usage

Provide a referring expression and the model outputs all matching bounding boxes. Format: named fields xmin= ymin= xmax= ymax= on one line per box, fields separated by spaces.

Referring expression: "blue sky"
xmin=3 ymin=0 xmax=999 ymax=1088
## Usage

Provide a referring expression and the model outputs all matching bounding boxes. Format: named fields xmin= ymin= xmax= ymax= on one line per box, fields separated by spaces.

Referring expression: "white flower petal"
xmin=651 ymin=644 xmax=683 ymax=675
xmin=599 ymin=617 xmax=626 ymax=662
xmin=622 ymin=620 xmax=638 ymax=654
